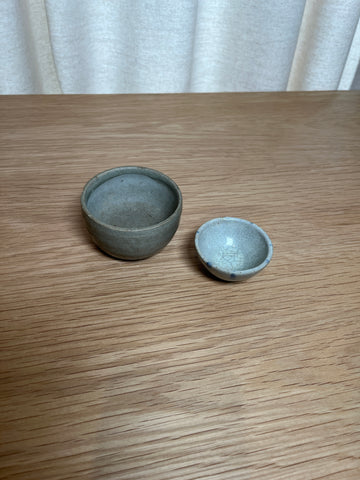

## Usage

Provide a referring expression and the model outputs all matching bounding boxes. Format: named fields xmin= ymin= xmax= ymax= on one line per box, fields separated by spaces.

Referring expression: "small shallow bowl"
xmin=81 ymin=166 xmax=182 ymax=260
xmin=195 ymin=217 xmax=273 ymax=281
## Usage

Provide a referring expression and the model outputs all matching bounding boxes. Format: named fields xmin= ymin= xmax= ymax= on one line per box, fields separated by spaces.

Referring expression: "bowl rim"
xmin=195 ymin=217 xmax=273 ymax=276
xmin=81 ymin=166 xmax=182 ymax=232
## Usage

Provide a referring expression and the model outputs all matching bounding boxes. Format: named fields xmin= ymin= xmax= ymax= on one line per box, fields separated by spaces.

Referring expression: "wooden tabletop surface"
xmin=0 ymin=92 xmax=359 ymax=480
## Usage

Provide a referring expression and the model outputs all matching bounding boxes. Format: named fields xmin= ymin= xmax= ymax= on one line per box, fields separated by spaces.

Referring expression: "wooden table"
xmin=1 ymin=92 xmax=359 ymax=480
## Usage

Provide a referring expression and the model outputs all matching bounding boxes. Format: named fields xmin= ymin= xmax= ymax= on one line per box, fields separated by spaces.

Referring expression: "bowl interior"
xmin=86 ymin=173 xmax=179 ymax=229
xmin=197 ymin=219 xmax=270 ymax=272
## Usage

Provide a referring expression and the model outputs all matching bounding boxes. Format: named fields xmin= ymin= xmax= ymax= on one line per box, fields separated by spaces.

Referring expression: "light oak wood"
xmin=0 ymin=92 xmax=359 ymax=479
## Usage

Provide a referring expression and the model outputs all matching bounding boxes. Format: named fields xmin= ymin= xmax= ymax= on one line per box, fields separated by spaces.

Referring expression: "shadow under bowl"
xmin=195 ymin=217 xmax=273 ymax=281
xmin=81 ymin=166 xmax=182 ymax=260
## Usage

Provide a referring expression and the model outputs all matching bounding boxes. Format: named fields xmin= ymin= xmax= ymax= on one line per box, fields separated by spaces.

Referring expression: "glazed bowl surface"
xmin=81 ymin=166 xmax=182 ymax=260
xmin=195 ymin=217 xmax=272 ymax=281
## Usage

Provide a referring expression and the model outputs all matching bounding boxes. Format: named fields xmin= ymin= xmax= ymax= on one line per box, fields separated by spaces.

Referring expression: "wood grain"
xmin=0 ymin=92 xmax=359 ymax=479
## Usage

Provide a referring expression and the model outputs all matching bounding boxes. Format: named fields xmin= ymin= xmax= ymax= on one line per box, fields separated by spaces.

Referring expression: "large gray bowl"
xmin=81 ymin=166 xmax=182 ymax=260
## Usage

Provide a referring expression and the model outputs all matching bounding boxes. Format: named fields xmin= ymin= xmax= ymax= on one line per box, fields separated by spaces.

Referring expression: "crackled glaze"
xmin=195 ymin=217 xmax=273 ymax=282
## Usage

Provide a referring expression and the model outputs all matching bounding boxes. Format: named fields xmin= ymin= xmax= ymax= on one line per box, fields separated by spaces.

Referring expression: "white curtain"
xmin=1 ymin=0 xmax=360 ymax=94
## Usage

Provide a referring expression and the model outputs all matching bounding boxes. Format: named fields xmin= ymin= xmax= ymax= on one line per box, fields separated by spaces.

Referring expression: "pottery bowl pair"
xmin=81 ymin=167 xmax=273 ymax=281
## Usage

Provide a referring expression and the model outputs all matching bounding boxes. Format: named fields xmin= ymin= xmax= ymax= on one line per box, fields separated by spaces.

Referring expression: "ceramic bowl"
xmin=81 ymin=166 xmax=182 ymax=260
xmin=195 ymin=217 xmax=273 ymax=281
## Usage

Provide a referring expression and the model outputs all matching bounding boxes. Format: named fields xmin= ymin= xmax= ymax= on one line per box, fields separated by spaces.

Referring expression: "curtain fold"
xmin=1 ymin=0 xmax=360 ymax=94
xmin=189 ymin=0 xmax=307 ymax=92
xmin=339 ymin=14 xmax=360 ymax=90
xmin=287 ymin=0 xmax=360 ymax=90
xmin=0 ymin=0 xmax=61 ymax=93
